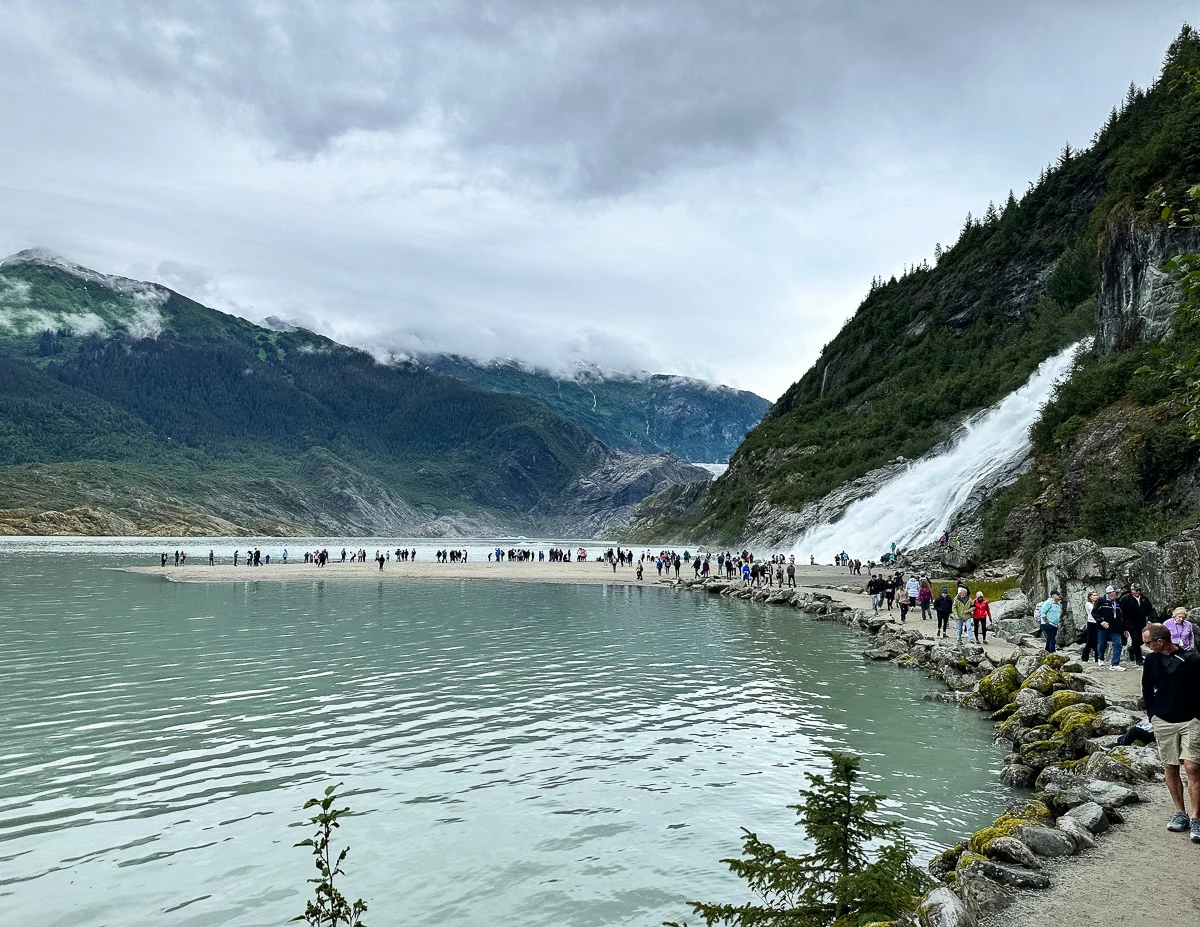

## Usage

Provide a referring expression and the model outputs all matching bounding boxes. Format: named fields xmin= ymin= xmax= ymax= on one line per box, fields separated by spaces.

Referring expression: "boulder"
xmin=1019 ymin=737 xmax=1074 ymax=771
xmin=1060 ymin=800 xmax=1110 ymax=834
xmin=1049 ymin=704 xmax=1098 ymax=750
xmin=1047 ymin=690 xmax=1106 ymax=714
xmin=1015 ymin=825 xmax=1076 ymax=858
xmin=1020 ymin=664 xmax=1064 ymax=694
xmin=999 ymin=762 xmax=1037 ymax=787
xmin=977 ymin=664 xmax=1022 ymax=709
xmin=1042 ymin=777 xmax=1140 ymax=814
xmin=1084 ymin=751 xmax=1151 ymax=785
xmin=1014 ymin=654 xmax=1041 ymax=679
xmin=1093 ymin=708 xmax=1140 ymax=736
xmin=983 ymin=835 xmax=1042 ymax=870
xmin=918 ymin=885 xmax=977 ymax=927
xmin=1056 ymin=816 xmax=1098 ymax=851
xmin=959 ymin=855 xmax=1051 ymax=889
xmin=1110 ymin=744 xmax=1164 ymax=779
xmin=927 ymin=843 xmax=965 ymax=882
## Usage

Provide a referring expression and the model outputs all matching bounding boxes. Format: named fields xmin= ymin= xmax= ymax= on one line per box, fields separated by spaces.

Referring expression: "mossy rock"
xmin=991 ymin=703 xmax=1018 ymax=722
xmin=1047 ymin=690 xmax=1106 ymax=713
xmin=1019 ymin=735 xmax=1074 ymax=769
xmin=1018 ymin=723 xmax=1054 ymax=745
xmin=978 ymin=664 xmax=1021 ymax=709
xmin=955 ymin=849 xmax=988 ymax=872
xmin=1050 ymin=704 xmax=1098 ymax=749
xmin=1039 ymin=653 xmax=1069 ymax=670
xmin=928 ymin=842 xmax=965 ymax=880
xmin=1047 ymin=690 xmax=1085 ymax=713
xmin=967 ymin=801 xmax=1054 ymax=855
xmin=1019 ymin=665 xmax=1064 ymax=694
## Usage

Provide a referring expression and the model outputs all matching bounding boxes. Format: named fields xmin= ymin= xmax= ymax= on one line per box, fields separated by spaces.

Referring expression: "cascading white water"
xmin=791 ymin=339 xmax=1088 ymax=562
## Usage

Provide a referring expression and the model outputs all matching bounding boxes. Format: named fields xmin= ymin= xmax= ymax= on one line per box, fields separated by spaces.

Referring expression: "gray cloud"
xmin=0 ymin=1 xmax=1194 ymax=398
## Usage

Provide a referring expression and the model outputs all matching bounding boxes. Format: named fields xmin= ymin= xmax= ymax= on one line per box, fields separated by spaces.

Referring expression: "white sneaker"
xmin=1110 ymin=665 xmax=1127 ymax=672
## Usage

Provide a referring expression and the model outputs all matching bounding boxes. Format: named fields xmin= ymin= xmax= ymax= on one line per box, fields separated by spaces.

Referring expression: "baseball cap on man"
xmin=1050 ymin=589 xmax=1061 ymax=596
xmin=1105 ymin=585 xmax=1115 ymax=593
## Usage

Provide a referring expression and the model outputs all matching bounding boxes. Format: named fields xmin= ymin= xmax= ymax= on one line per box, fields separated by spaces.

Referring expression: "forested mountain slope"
xmin=417 ymin=355 xmax=769 ymax=463
xmin=671 ymin=26 xmax=1200 ymax=549
xmin=0 ymin=251 xmax=707 ymax=535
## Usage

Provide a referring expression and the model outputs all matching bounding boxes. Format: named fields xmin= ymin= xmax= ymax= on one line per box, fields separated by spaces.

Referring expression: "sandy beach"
xmin=123 ymin=559 xmax=874 ymax=601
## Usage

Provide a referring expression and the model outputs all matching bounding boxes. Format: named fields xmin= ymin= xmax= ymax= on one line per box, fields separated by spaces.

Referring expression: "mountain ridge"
xmin=0 ymin=252 xmax=712 ymax=536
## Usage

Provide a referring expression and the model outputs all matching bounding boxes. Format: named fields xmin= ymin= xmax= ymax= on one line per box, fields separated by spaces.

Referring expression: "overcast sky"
xmin=0 ymin=2 xmax=1192 ymax=399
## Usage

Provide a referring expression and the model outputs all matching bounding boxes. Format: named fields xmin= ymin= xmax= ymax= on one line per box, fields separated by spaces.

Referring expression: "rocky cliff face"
xmin=532 ymin=453 xmax=710 ymax=538
xmin=1096 ymin=214 xmax=1200 ymax=353
xmin=1023 ymin=533 xmax=1200 ymax=639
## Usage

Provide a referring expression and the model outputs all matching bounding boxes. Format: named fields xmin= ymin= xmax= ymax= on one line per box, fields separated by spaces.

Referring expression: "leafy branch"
xmin=294 ymin=783 xmax=368 ymax=927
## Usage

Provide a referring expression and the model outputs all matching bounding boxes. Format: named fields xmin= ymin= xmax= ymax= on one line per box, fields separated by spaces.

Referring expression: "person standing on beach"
xmin=933 ymin=587 xmax=953 ymax=638
xmin=1094 ymin=585 xmax=1127 ymax=671
xmin=209 ymin=550 xmax=214 ymax=566
xmin=1038 ymin=589 xmax=1063 ymax=653
xmin=952 ymin=587 xmax=972 ymax=643
xmin=1081 ymin=591 xmax=1100 ymax=664
xmin=1119 ymin=583 xmax=1157 ymax=666
xmin=1140 ymin=623 xmax=1200 ymax=841
xmin=786 ymin=560 xmax=795 ymax=589
xmin=971 ymin=592 xmax=992 ymax=644
xmin=1165 ymin=608 xmax=1196 ymax=650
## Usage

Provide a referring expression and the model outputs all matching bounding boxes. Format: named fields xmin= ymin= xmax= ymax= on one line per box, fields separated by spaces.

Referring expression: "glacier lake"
xmin=1 ymin=539 xmax=1012 ymax=926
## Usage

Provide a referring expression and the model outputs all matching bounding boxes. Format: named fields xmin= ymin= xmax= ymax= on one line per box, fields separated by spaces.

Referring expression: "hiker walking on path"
xmin=952 ymin=587 xmax=973 ymax=643
xmin=918 ymin=579 xmax=932 ymax=620
xmin=971 ymin=591 xmax=992 ymax=644
xmin=933 ymin=587 xmax=953 ymax=638
xmin=1140 ymin=623 xmax=1200 ymax=842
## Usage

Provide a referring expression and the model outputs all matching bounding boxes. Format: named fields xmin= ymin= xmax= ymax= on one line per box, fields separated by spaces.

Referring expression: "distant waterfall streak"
xmin=791 ymin=340 xmax=1088 ymax=563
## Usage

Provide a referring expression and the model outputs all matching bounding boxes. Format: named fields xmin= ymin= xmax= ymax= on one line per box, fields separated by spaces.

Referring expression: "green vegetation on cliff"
xmin=420 ymin=355 xmax=769 ymax=463
xmin=689 ymin=26 xmax=1200 ymax=545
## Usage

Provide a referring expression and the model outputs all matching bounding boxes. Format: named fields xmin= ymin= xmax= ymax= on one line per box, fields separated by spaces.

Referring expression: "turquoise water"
xmin=0 ymin=542 xmax=1010 ymax=926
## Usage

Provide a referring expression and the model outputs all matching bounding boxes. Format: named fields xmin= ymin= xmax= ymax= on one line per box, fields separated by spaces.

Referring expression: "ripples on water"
xmin=0 ymin=547 xmax=1011 ymax=926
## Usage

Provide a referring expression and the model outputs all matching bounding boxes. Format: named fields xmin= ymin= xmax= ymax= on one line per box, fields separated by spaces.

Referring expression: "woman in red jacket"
xmin=971 ymin=592 xmax=992 ymax=644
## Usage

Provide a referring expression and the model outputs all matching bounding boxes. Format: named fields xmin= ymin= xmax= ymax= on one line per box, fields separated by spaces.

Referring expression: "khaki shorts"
xmin=1151 ymin=717 xmax=1200 ymax=766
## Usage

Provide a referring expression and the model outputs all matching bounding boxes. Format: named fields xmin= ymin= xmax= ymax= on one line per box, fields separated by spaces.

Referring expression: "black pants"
xmin=973 ymin=618 xmax=987 ymax=642
xmin=1081 ymin=623 xmax=1099 ymax=663
xmin=1117 ymin=726 xmax=1155 ymax=746
xmin=899 ymin=603 xmax=909 ymax=622
xmin=936 ymin=613 xmax=949 ymax=635
xmin=1127 ymin=621 xmax=1146 ymax=664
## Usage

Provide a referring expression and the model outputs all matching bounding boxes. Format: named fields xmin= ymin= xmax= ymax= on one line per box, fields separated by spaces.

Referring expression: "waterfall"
xmin=790 ymin=339 xmax=1088 ymax=562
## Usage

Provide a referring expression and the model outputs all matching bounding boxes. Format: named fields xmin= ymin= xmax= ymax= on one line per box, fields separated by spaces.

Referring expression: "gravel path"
xmin=981 ymin=790 xmax=1200 ymax=926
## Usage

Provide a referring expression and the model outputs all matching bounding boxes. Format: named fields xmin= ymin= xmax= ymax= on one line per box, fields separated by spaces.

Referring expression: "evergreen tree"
xmin=984 ymin=201 xmax=999 ymax=224
xmin=666 ymin=753 xmax=932 ymax=927
xmin=1058 ymin=141 xmax=1074 ymax=165
xmin=1004 ymin=190 xmax=1018 ymax=215
xmin=1124 ymin=80 xmax=1138 ymax=111
xmin=933 ymin=243 xmax=943 ymax=263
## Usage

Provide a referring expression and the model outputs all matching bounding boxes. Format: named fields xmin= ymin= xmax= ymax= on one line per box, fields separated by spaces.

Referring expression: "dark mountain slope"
xmin=0 ymin=252 xmax=706 ymax=534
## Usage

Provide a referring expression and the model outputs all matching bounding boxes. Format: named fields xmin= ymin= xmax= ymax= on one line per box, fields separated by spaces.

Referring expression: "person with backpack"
xmin=1039 ymin=589 xmax=1063 ymax=653
xmin=933 ymin=587 xmax=954 ymax=638
xmin=971 ymin=591 xmax=992 ymax=644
